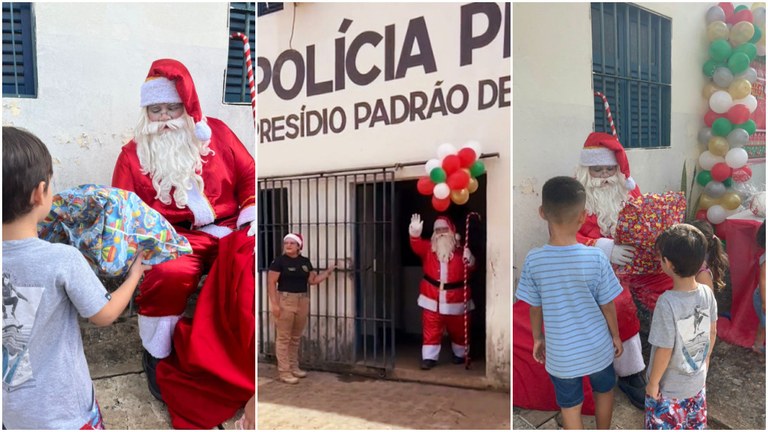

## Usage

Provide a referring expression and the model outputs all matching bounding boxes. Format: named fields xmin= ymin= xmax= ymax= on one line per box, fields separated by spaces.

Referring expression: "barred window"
xmin=257 ymin=2 xmax=283 ymax=17
xmin=225 ymin=2 xmax=256 ymax=104
xmin=2 ymin=2 xmax=36 ymax=97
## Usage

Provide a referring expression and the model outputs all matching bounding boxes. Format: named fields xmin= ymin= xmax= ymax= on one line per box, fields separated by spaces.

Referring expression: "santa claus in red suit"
xmin=111 ymin=59 xmax=255 ymax=408
xmin=409 ymin=214 xmax=475 ymax=370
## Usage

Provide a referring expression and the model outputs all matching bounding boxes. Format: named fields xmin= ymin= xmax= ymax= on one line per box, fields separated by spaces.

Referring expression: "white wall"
xmin=258 ymin=2 xmax=510 ymax=387
xmin=512 ymin=3 xmax=763 ymax=286
xmin=2 ymin=3 xmax=254 ymax=191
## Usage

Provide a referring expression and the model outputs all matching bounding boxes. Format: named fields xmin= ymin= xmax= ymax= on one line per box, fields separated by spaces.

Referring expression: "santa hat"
xmin=284 ymin=233 xmax=303 ymax=249
xmin=579 ymin=132 xmax=636 ymax=191
xmin=434 ymin=217 xmax=461 ymax=241
xmin=140 ymin=59 xmax=212 ymax=142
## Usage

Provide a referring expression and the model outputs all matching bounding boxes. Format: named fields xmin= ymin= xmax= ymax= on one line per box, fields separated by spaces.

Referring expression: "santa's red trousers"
xmin=156 ymin=229 xmax=255 ymax=429
xmin=422 ymin=309 xmax=469 ymax=357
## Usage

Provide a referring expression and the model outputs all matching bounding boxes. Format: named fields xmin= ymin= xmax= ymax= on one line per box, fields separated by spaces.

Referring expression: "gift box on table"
xmin=38 ymin=184 xmax=192 ymax=277
xmin=613 ymin=192 xmax=687 ymax=274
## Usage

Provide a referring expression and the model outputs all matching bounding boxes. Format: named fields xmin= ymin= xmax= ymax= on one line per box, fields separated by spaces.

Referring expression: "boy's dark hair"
xmin=2 ymin=127 xmax=53 ymax=224
xmin=758 ymin=220 xmax=766 ymax=250
xmin=654 ymin=224 xmax=707 ymax=278
xmin=541 ymin=176 xmax=586 ymax=224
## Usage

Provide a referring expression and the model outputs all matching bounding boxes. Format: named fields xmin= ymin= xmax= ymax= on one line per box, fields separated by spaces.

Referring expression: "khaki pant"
xmin=274 ymin=292 xmax=309 ymax=376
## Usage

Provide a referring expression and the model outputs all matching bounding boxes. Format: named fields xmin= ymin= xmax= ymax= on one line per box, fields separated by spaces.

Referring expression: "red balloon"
xmin=695 ymin=209 xmax=708 ymax=221
xmin=720 ymin=2 xmax=735 ymax=22
xmin=711 ymin=162 xmax=733 ymax=181
xmin=726 ymin=104 xmax=750 ymax=124
xmin=734 ymin=9 xmax=753 ymax=23
xmin=416 ymin=177 xmax=434 ymax=196
xmin=432 ymin=195 xmax=450 ymax=212
xmin=447 ymin=170 xmax=470 ymax=190
xmin=442 ymin=154 xmax=461 ymax=174
xmin=704 ymin=109 xmax=721 ymax=127
xmin=457 ymin=147 xmax=477 ymax=168
xmin=732 ymin=165 xmax=752 ymax=182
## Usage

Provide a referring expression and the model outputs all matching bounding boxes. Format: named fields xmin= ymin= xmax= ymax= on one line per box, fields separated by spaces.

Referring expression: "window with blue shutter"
xmin=591 ymin=3 xmax=671 ymax=149
xmin=258 ymin=2 xmax=283 ymax=17
xmin=225 ymin=2 xmax=256 ymax=104
xmin=2 ymin=2 xmax=36 ymax=98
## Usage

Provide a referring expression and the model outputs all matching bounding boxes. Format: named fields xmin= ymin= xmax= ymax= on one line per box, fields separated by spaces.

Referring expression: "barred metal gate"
xmin=257 ymin=168 xmax=396 ymax=374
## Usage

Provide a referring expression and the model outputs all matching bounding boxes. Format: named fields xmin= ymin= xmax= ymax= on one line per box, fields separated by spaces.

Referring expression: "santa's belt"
xmin=423 ymin=274 xmax=464 ymax=290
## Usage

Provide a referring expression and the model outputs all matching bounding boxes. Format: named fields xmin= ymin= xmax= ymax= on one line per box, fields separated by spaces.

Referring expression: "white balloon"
xmin=758 ymin=42 xmax=766 ymax=57
xmin=698 ymin=151 xmax=725 ymax=170
xmin=736 ymin=67 xmax=758 ymax=84
xmin=734 ymin=95 xmax=758 ymax=113
xmin=725 ymin=147 xmax=749 ymax=168
xmin=707 ymin=205 xmax=728 ymax=225
xmin=436 ymin=143 xmax=457 ymax=160
xmin=425 ymin=158 xmax=441 ymax=174
xmin=464 ymin=140 xmax=482 ymax=157
xmin=433 ymin=183 xmax=450 ymax=199
xmin=709 ymin=90 xmax=733 ymax=114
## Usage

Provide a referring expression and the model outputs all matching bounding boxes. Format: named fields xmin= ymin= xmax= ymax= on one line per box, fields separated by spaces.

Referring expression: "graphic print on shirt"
xmin=2 ymin=272 xmax=44 ymax=390
xmin=678 ymin=304 xmax=711 ymax=373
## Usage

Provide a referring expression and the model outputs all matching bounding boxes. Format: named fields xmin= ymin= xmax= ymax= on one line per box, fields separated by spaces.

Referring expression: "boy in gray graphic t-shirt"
xmin=645 ymin=224 xmax=718 ymax=429
xmin=2 ymin=127 xmax=151 ymax=429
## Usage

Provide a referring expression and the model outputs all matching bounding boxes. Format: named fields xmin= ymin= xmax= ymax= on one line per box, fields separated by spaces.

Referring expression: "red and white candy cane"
xmin=594 ymin=91 xmax=617 ymax=137
xmin=463 ymin=211 xmax=482 ymax=369
xmin=230 ymin=32 xmax=256 ymax=125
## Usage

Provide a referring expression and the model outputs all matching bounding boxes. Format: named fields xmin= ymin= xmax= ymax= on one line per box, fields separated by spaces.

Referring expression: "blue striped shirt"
xmin=516 ymin=244 xmax=622 ymax=378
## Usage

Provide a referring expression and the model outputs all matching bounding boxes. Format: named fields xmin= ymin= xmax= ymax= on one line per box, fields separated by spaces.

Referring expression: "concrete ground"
xmin=258 ymin=362 xmax=510 ymax=429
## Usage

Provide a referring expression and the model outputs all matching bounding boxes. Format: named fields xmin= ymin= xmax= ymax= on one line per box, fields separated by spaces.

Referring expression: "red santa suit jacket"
xmin=410 ymin=236 xmax=474 ymax=315
xmin=111 ymin=117 xmax=255 ymax=229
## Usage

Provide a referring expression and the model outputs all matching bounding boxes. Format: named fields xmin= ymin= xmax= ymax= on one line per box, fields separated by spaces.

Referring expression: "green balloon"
xmin=723 ymin=177 xmax=733 ymax=188
xmin=734 ymin=5 xmax=749 ymax=12
xmin=750 ymin=25 xmax=762 ymax=44
xmin=711 ymin=117 xmax=733 ymax=137
xmin=737 ymin=119 xmax=757 ymax=135
xmin=469 ymin=160 xmax=486 ymax=178
xmin=728 ymin=52 xmax=750 ymax=74
xmin=735 ymin=43 xmax=757 ymax=62
xmin=697 ymin=170 xmax=713 ymax=187
xmin=429 ymin=167 xmax=446 ymax=183
xmin=709 ymin=39 xmax=733 ymax=62
xmin=703 ymin=59 xmax=720 ymax=77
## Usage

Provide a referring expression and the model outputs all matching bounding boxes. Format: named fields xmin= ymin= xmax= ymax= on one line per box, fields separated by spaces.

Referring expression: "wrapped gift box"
xmin=38 ymin=184 xmax=192 ymax=277
xmin=614 ymin=192 xmax=687 ymax=274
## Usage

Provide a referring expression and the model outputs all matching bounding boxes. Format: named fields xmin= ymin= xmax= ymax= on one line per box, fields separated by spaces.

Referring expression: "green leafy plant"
xmin=681 ymin=160 xmax=700 ymax=221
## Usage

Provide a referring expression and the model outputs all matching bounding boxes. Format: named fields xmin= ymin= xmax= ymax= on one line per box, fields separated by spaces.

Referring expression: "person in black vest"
xmin=267 ymin=233 xmax=336 ymax=384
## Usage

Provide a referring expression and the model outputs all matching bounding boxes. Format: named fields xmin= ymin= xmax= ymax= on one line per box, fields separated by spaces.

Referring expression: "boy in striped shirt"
xmin=516 ymin=176 xmax=624 ymax=429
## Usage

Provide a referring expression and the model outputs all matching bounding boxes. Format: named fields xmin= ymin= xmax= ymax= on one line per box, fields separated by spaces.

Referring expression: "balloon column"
xmin=698 ymin=2 xmax=765 ymax=225
xmin=417 ymin=142 xmax=486 ymax=212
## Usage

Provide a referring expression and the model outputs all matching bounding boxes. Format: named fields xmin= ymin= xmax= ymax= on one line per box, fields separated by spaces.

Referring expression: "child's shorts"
xmin=548 ymin=363 xmax=616 ymax=408
xmin=754 ymin=288 xmax=765 ymax=328
xmin=645 ymin=387 xmax=706 ymax=430
xmin=80 ymin=399 xmax=105 ymax=430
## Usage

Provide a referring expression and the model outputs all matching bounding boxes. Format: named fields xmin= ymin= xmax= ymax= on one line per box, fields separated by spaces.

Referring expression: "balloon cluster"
xmin=697 ymin=2 xmax=765 ymax=225
xmin=417 ymin=142 xmax=486 ymax=212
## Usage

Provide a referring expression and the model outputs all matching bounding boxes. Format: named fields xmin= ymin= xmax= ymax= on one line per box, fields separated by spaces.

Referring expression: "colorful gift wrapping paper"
xmin=614 ymin=192 xmax=687 ymax=274
xmin=38 ymin=184 xmax=192 ymax=277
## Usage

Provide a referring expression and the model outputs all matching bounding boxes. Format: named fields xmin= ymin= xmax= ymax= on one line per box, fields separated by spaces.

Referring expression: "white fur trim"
xmin=186 ymin=182 xmax=215 ymax=227
xmin=198 ymin=224 xmax=233 ymax=239
xmin=195 ymin=120 xmax=212 ymax=141
xmin=438 ymin=300 xmax=474 ymax=315
xmin=580 ymin=147 xmax=617 ymax=166
xmin=138 ymin=314 xmax=181 ymax=358
xmin=284 ymin=233 xmax=303 ymax=248
xmin=440 ymin=262 xmax=448 ymax=282
xmin=625 ymin=176 xmax=636 ymax=191
xmin=140 ymin=77 xmax=181 ymax=107
xmin=237 ymin=205 xmax=256 ymax=228
xmin=613 ymin=333 xmax=645 ymax=376
xmin=418 ymin=294 xmax=438 ymax=312
xmin=434 ymin=219 xmax=450 ymax=230
xmin=594 ymin=237 xmax=614 ymax=259
xmin=451 ymin=342 xmax=466 ymax=358
xmin=422 ymin=344 xmax=440 ymax=360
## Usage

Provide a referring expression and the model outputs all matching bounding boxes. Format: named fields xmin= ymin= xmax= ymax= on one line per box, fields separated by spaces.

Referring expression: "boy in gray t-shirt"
xmin=645 ymin=224 xmax=718 ymax=430
xmin=2 ymin=127 xmax=150 ymax=429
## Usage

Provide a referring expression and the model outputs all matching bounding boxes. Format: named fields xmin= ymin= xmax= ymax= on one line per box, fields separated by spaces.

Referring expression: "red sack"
xmin=614 ymin=192 xmax=686 ymax=274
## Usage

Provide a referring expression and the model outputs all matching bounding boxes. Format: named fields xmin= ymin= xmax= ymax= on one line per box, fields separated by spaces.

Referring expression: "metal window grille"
xmin=2 ymin=2 xmax=36 ymax=97
xmin=257 ymin=2 xmax=283 ymax=17
xmin=258 ymin=169 xmax=396 ymax=375
xmin=591 ymin=3 xmax=671 ymax=148
xmin=225 ymin=2 xmax=255 ymax=104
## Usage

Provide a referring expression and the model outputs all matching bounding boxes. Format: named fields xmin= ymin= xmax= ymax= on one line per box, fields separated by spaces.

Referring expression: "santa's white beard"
xmin=134 ymin=113 xmax=213 ymax=208
xmin=431 ymin=233 xmax=456 ymax=263
xmin=575 ymin=166 xmax=629 ymax=237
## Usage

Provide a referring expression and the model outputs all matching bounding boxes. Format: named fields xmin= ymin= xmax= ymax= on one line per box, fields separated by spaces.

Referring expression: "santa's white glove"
xmin=247 ymin=220 xmax=256 ymax=237
xmin=462 ymin=247 xmax=475 ymax=266
xmin=595 ymin=238 xmax=635 ymax=266
xmin=409 ymin=213 xmax=423 ymax=237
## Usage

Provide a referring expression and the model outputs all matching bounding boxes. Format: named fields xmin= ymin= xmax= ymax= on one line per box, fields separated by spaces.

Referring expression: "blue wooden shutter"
xmin=225 ymin=2 xmax=256 ymax=103
xmin=2 ymin=2 xmax=36 ymax=97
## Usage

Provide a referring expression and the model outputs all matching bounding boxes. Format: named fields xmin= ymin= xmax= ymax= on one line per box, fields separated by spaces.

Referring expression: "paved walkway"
xmin=258 ymin=363 xmax=510 ymax=429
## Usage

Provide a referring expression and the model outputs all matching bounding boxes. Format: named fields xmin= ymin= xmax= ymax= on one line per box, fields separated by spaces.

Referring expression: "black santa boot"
xmin=617 ymin=371 xmax=647 ymax=410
